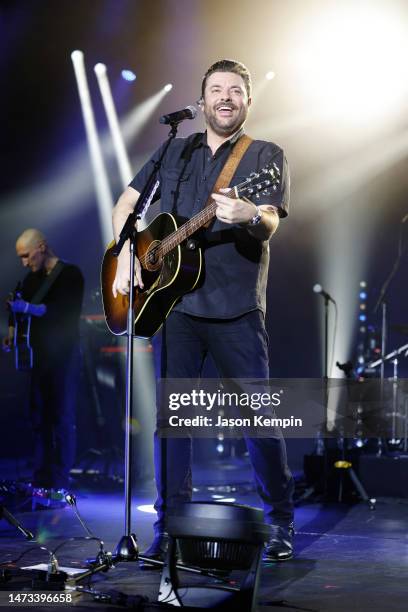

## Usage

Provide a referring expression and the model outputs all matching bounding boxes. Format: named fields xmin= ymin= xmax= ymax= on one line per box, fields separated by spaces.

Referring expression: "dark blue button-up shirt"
xmin=129 ymin=130 xmax=289 ymax=318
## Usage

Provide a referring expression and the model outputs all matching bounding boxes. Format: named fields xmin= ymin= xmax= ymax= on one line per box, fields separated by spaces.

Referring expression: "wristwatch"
xmin=248 ymin=206 xmax=262 ymax=225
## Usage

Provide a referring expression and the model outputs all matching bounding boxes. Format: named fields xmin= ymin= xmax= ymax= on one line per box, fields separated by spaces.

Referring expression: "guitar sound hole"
xmin=144 ymin=240 xmax=163 ymax=272
xmin=148 ymin=250 xmax=158 ymax=265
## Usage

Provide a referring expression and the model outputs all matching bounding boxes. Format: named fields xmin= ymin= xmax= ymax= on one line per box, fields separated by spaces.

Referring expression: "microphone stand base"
xmin=113 ymin=534 xmax=138 ymax=562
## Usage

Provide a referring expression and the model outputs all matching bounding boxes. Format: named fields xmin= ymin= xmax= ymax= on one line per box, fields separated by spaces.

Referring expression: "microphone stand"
xmin=0 ymin=503 xmax=34 ymax=540
xmin=372 ymin=219 xmax=406 ymax=456
xmin=317 ymin=293 xmax=331 ymax=456
xmin=111 ymin=122 xmax=181 ymax=561
xmin=297 ymin=291 xmax=334 ymax=505
xmin=321 ymin=294 xmax=331 ymax=496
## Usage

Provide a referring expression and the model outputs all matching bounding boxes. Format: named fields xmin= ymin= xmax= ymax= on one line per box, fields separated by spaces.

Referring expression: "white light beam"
xmin=94 ymin=62 xmax=133 ymax=188
xmin=71 ymin=50 xmax=113 ymax=246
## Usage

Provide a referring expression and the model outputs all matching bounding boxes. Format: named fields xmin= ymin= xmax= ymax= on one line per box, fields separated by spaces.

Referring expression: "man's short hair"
xmin=201 ymin=59 xmax=252 ymax=99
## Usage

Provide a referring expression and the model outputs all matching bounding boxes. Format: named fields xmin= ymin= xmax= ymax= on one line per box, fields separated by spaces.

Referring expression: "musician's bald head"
xmin=16 ymin=228 xmax=46 ymax=250
xmin=15 ymin=229 xmax=55 ymax=273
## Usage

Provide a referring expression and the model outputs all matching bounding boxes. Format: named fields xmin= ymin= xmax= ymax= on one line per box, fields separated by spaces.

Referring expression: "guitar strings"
xmin=138 ymin=167 xmax=278 ymax=269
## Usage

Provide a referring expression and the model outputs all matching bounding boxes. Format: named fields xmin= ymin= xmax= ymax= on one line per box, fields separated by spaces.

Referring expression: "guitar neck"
xmin=160 ymin=188 xmax=234 ymax=256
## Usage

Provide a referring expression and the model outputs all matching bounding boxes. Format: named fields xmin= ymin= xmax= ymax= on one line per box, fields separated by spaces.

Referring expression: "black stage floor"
xmin=1 ymin=460 xmax=407 ymax=611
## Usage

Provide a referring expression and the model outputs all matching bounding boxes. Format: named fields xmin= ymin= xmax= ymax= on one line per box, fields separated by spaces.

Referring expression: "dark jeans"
xmin=152 ymin=310 xmax=294 ymax=534
xmin=30 ymin=348 xmax=80 ymax=489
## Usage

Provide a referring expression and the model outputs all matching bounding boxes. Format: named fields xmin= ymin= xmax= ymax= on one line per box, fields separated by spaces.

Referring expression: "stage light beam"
xmin=71 ymin=50 xmax=113 ymax=246
xmin=94 ymin=62 xmax=133 ymax=187
xmin=291 ymin=3 xmax=408 ymax=123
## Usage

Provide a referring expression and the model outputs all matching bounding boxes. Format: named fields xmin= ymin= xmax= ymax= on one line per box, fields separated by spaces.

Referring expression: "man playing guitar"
xmin=3 ymin=229 xmax=84 ymax=491
xmin=111 ymin=59 xmax=294 ymax=564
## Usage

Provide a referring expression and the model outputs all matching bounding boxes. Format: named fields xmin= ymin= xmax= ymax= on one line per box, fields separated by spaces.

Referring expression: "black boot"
xmin=263 ymin=523 xmax=294 ymax=562
xmin=139 ymin=533 xmax=169 ymax=570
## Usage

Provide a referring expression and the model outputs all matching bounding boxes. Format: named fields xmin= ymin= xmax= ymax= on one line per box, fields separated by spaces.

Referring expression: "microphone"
xmin=159 ymin=105 xmax=197 ymax=125
xmin=313 ymin=284 xmax=336 ymax=303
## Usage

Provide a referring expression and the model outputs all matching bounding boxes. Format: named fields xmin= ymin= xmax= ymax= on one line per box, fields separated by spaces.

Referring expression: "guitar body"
xmin=101 ymin=162 xmax=280 ymax=338
xmin=101 ymin=212 xmax=202 ymax=338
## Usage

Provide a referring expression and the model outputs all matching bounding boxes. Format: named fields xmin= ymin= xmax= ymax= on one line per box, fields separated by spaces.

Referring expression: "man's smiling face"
xmin=202 ymin=71 xmax=251 ymax=137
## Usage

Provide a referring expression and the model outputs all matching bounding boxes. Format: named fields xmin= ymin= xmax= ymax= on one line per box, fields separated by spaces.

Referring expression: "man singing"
xmin=112 ymin=59 xmax=294 ymax=563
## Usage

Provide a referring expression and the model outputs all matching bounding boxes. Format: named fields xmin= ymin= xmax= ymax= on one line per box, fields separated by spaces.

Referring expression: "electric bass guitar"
xmin=7 ymin=289 xmax=33 ymax=371
xmin=101 ymin=162 xmax=280 ymax=338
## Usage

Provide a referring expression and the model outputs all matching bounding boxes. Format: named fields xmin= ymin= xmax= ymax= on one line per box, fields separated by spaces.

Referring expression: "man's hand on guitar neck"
xmin=112 ymin=251 xmax=144 ymax=298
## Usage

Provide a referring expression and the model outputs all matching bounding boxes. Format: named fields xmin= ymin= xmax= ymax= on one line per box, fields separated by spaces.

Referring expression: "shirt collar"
xmin=202 ymin=126 xmax=246 ymax=153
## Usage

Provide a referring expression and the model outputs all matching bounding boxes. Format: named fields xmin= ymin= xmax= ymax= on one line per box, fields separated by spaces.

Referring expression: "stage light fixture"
xmin=161 ymin=502 xmax=270 ymax=610
xmin=94 ymin=63 xmax=106 ymax=76
xmin=359 ymin=314 xmax=366 ymax=322
xmin=265 ymin=71 xmax=275 ymax=80
xmin=121 ymin=69 xmax=136 ymax=82
xmin=71 ymin=50 xmax=83 ymax=61
xmin=359 ymin=291 xmax=367 ymax=300
xmin=163 ymin=83 xmax=173 ymax=92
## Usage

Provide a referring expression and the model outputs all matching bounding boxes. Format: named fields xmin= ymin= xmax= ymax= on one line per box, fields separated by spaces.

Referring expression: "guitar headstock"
xmin=234 ymin=162 xmax=280 ymax=200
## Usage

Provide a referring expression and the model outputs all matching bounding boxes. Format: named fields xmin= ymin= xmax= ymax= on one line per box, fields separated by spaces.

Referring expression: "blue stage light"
xmin=359 ymin=291 xmax=367 ymax=300
xmin=359 ymin=314 xmax=366 ymax=321
xmin=121 ymin=70 xmax=136 ymax=82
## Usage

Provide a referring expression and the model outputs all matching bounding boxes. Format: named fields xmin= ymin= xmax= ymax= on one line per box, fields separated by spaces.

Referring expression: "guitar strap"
xmin=30 ymin=260 xmax=66 ymax=304
xmin=204 ymin=134 xmax=253 ymax=210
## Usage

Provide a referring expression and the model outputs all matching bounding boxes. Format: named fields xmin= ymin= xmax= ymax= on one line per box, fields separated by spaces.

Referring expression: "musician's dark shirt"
xmin=129 ymin=130 xmax=289 ymax=318
xmin=19 ymin=263 xmax=84 ymax=368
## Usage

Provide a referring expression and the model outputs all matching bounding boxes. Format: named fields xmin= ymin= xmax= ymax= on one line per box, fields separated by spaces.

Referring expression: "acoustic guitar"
xmin=101 ymin=162 xmax=280 ymax=338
